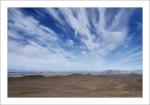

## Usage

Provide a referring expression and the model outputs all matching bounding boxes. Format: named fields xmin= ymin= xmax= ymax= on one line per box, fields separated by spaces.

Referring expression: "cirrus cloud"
xmin=8 ymin=8 xmax=142 ymax=72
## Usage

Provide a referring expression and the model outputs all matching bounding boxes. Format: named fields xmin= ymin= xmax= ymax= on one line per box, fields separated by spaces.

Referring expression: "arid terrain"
xmin=8 ymin=74 xmax=142 ymax=97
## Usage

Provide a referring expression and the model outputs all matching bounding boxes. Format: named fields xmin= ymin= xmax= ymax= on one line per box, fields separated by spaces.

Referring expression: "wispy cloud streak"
xmin=8 ymin=8 xmax=142 ymax=71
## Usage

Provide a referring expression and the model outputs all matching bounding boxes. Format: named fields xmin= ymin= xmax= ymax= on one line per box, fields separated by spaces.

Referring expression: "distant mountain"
xmin=99 ymin=69 xmax=142 ymax=75
xmin=8 ymin=69 xmax=142 ymax=77
xmin=131 ymin=69 xmax=142 ymax=75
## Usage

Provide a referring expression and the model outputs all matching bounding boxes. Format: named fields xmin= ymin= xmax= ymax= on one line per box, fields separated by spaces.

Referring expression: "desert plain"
xmin=8 ymin=74 xmax=142 ymax=97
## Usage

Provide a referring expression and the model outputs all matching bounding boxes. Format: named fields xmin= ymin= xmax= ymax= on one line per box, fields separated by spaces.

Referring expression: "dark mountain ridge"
xmin=8 ymin=69 xmax=142 ymax=77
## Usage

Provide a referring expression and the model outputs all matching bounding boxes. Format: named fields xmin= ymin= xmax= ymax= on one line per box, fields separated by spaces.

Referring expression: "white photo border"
xmin=0 ymin=0 xmax=150 ymax=105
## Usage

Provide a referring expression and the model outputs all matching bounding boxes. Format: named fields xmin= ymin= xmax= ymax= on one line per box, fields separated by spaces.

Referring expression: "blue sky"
xmin=8 ymin=8 xmax=142 ymax=72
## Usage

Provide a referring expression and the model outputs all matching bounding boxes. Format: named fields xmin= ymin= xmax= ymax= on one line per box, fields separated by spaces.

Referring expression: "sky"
xmin=8 ymin=8 xmax=142 ymax=72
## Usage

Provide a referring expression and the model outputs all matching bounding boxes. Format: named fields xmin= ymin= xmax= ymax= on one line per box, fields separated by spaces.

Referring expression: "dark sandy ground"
xmin=8 ymin=74 xmax=142 ymax=97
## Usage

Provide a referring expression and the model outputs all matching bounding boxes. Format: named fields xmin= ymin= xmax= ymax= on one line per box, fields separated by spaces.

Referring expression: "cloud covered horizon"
xmin=8 ymin=8 xmax=142 ymax=72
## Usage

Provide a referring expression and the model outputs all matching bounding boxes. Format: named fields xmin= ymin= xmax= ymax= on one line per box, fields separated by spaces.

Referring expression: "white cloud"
xmin=8 ymin=8 xmax=142 ymax=71
xmin=64 ymin=39 xmax=74 ymax=47
xmin=47 ymin=8 xmax=132 ymax=54
xmin=8 ymin=9 xmax=59 ymax=45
